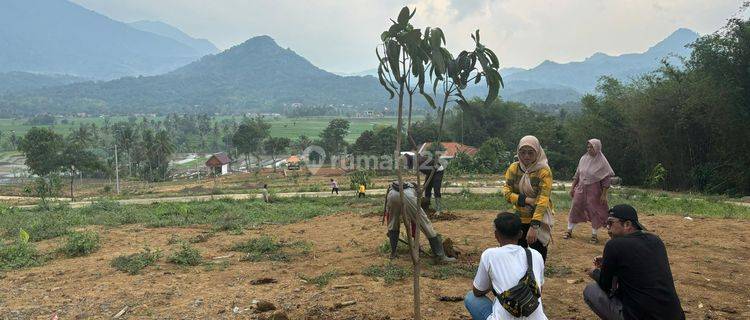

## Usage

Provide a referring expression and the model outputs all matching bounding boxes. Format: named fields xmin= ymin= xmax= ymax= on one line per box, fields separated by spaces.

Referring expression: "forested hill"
xmin=0 ymin=36 xmax=390 ymax=116
xmin=0 ymin=0 xmax=206 ymax=80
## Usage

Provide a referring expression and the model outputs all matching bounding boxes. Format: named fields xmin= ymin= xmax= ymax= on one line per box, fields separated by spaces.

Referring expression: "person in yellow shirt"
xmin=502 ymin=135 xmax=555 ymax=261
xmin=358 ymin=183 xmax=366 ymax=198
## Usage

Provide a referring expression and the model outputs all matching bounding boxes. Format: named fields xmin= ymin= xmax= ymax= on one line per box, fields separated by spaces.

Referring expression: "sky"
xmin=71 ymin=0 xmax=745 ymax=73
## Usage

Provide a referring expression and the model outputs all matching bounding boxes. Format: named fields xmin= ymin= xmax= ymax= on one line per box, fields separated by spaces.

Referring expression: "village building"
xmin=205 ymin=152 xmax=232 ymax=175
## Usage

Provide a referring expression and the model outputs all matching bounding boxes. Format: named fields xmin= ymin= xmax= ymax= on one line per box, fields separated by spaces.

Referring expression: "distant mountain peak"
xmin=504 ymin=27 xmax=700 ymax=94
xmin=127 ymin=20 xmax=219 ymax=56
xmin=240 ymin=35 xmax=279 ymax=47
xmin=539 ymin=60 xmax=560 ymax=67
xmin=586 ymin=52 xmax=611 ymax=61
xmin=0 ymin=0 xmax=208 ymax=79
xmin=647 ymin=28 xmax=699 ymax=54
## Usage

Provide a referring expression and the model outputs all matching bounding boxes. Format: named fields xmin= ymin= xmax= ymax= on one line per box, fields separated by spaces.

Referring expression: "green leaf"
xmin=475 ymin=30 xmax=480 ymax=43
xmin=385 ymin=40 xmax=402 ymax=83
xmin=474 ymin=73 xmax=483 ymax=84
xmin=430 ymin=30 xmax=446 ymax=75
xmin=388 ymin=23 xmax=402 ymax=35
xmin=381 ymin=31 xmax=390 ymax=41
xmin=376 ymin=47 xmax=389 ymax=73
xmin=483 ymin=69 xmax=501 ymax=105
xmin=411 ymin=60 xmax=424 ymax=78
xmin=397 ymin=6 xmax=411 ymax=25
xmin=19 ymin=228 xmax=29 ymax=244
xmin=486 ymin=49 xmax=500 ymax=68
xmin=420 ymin=89 xmax=437 ymax=109
xmin=377 ymin=65 xmax=395 ymax=99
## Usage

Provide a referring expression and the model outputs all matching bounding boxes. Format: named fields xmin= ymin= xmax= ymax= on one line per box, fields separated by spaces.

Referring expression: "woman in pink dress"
xmin=564 ymin=139 xmax=615 ymax=243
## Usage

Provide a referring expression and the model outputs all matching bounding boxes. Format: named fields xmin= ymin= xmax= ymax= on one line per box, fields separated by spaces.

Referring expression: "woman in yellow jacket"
xmin=502 ymin=135 xmax=555 ymax=261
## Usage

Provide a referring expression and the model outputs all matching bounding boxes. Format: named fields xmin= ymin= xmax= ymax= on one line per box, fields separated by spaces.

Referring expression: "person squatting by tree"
xmin=384 ymin=180 xmax=455 ymax=263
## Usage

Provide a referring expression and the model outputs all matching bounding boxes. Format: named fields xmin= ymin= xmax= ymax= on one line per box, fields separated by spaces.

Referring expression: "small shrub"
xmin=544 ymin=264 xmax=573 ymax=278
xmin=0 ymin=242 xmax=42 ymax=270
xmin=61 ymin=231 xmax=100 ymax=257
xmin=231 ymin=235 xmax=286 ymax=261
xmin=377 ymin=239 xmax=409 ymax=255
xmin=189 ymin=233 xmax=214 ymax=243
xmin=213 ymin=212 xmax=244 ymax=232
xmin=289 ymin=241 xmax=313 ymax=255
xmin=300 ymin=270 xmax=339 ymax=287
xmin=426 ymin=263 xmax=477 ymax=280
xmin=87 ymin=199 xmax=121 ymax=212
xmin=363 ymin=262 xmax=410 ymax=284
xmin=348 ymin=170 xmax=376 ymax=189
xmin=167 ymin=234 xmax=181 ymax=245
xmin=111 ymin=248 xmax=160 ymax=275
xmin=645 ymin=163 xmax=667 ymax=189
xmin=231 ymin=235 xmax=281 ymax=254
xmin=459 ymin=187 xmax=472 ymax=197
xmin=168 ymin=243 xmax=203 ymax=266
xmin=9 ymin=217 xmax=70 ymax=242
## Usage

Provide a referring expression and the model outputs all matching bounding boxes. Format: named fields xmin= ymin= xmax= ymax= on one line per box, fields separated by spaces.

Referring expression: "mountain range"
xmin=0 ymin=0 xmax=701 ymax=115
xmin=127 ymin=20 xmax=219 ymax=57
xmin=498 ymin=28 xmax=698 ymax=102
xmin=0 ymin=36 xmax=387 ymax=116
xmin=0 ymin=0 xmax=215 ymax=80
xmin=350 ymin=28 xmax=699 ymax=105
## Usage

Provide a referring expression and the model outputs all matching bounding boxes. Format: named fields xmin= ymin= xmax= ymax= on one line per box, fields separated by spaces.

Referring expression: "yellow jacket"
xmin=359 ymin=185 xmax=366 ymax=193
xmin=502 ymin=162 xmax=553 ymax=224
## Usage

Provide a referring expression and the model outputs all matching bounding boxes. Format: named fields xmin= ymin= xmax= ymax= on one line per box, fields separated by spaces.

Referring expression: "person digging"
xmin=384 ymin=180 xmax=455 ymax=263
xmin=418 ymin=155 xmax=445 ymax=216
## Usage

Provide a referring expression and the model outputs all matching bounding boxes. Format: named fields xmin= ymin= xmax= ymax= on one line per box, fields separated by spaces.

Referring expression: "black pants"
xmin=518 ymin=223 xmax=548 ymax=261
xmin=425 ymin=170 xmax=443 ymax=199
xmin=358 ymin=192 xmax=365 ymax=198
xmin=332 ymin=188 xmax=339 ymax=194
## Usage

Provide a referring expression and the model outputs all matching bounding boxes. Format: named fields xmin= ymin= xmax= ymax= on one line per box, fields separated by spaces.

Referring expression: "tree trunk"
xmin=69 ymin=173 xmax=75 ymax=201
xmin=395 ymin=81 xmax=420 ymax=320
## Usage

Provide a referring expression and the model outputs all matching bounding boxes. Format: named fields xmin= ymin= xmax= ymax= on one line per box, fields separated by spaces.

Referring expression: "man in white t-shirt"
xmin=465 ymin=212 xmax=548 ymax=320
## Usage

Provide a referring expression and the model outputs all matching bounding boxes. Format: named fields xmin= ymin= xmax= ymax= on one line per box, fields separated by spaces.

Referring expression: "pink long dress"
xmin=568 ymin=174 xmax=611 ymax=229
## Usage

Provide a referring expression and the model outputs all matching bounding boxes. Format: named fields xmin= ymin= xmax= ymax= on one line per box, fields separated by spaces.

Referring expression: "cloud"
xmin=71 ymin=0 xmax=743 ymax=72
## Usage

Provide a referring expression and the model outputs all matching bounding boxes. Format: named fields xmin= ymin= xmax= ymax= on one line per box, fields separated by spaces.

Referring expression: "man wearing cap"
xmin=583 ymin=204 xmax=684 ymax=320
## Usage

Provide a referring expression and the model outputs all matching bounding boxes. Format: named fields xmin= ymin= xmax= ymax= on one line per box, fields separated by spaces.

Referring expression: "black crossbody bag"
xmin=498 ymin=248 xmax=541 ymax=317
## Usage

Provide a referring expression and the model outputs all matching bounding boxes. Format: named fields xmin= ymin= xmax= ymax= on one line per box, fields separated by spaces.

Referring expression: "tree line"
xmin=13 ymin=17 xmax=748 ymax=196
xmin=407 ymin=17 xmax=748 ymax=195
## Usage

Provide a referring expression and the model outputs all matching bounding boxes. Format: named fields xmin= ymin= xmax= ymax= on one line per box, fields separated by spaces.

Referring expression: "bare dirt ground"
xmin=1 ymin=209 xmax=749 ymax=319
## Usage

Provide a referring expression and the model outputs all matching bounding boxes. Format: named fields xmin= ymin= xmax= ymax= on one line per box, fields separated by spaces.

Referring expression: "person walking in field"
xmin=565 ymin=139 xmax=615 ymax=243
xmin=261 ymin=184 xmax=271 ymax=203
xmin=330 ymin=178 xmax=339 ymax=195
xmin=358 ymin=183 xmax=366 ymax=198
xmin=502 ymin=135 xmax=555 ymax=261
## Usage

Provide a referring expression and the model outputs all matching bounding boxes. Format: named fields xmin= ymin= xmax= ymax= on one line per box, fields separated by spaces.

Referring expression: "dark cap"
xmin=608 ymin=204 xmax=647 ymax=231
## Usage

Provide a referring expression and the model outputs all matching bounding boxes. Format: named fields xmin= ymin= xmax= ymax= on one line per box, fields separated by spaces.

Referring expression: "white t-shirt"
xmin=473 ymin=245 xmax=547 ymax=320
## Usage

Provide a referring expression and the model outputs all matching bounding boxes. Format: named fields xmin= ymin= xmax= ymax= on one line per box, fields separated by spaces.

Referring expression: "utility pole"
xmin=114 ymin=143 xmax=120 ymax=195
